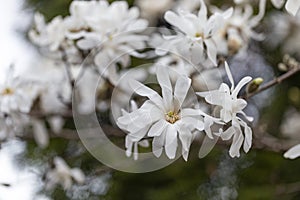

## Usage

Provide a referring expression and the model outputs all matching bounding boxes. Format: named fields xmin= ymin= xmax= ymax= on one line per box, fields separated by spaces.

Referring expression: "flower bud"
xmin=246 ymin=77 xmax=264 ymax=94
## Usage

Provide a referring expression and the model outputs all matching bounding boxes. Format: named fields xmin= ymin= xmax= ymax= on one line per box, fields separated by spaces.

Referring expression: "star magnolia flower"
xmin=0 ymin=69 xmax=39 ymax=114
xmin=67 ymin=0 xmax=149 ymax=85
xmin=197 ymin=62 xmax=253 ymax=157
xmin=212 ymin=2 xmax=265 ymax=55
xmin=160 ymin=0 xmax=232 ymax=66
xmin=45 ymin=157 xmax=85 ymax=190
xmin=29 ymin=12 xmax=67 ymax=52
xmin=117 ymin=66 xmax=219 ymax=161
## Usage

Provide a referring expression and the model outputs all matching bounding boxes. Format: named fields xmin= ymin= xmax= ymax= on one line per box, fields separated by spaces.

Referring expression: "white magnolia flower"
xmin=45 ymin=157 xmax=85 ymax=190
xmin=0 ymin=113 xmax=28 ymax=140
xmin=117 ymin=66 xmax=219 ymax=161
xmin=284 ymin=144 xmax=300 ymax=159
xmin=29 ymin=12 xmax=67 ymax=52
xmin=212 ymin=2 xmax=265 ymax=55
xmin=159 ymin=0 xmax=232 ymax=66
xmin=197 ymin=62 xmax=253 ymax=157
xmin=0 ymin=69 xmax=39 ymax=114
xmin=68 ymin=0 xmax=149 ymax=84
xmin=30 ymin=1 xmax=149 ymax=84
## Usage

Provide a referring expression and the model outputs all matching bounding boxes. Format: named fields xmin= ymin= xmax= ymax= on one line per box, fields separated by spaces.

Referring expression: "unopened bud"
xmin=247 ymin=77 xmax=264 ymax=94
xmin=278 ymin=63 xmax=288 ymax=71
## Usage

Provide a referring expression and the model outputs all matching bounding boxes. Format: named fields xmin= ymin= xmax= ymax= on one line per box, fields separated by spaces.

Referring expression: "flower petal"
xmin=174 ymin=76 xmax=191 ymax=110
xmin=229 ymin=128 xmax=244 ymax=158
xmin=129 ymin=79 xmax=163 ymax=110
xmin=156 ymin=66 xmax=173 ymax=110
xmin=284 ymin=144 xmax=300 ymax=159
xmin=165 ymin=124 xmax=178 ymax=159
xmin=232 ymin=76 xmax=252 ymax=97
xmin=285 ymin=0 xmax=300 ymax=16
xmin=148 ymin=119 xmax=167 ymax=137
xmin=204 ymin=39 xmax=217 ymax=66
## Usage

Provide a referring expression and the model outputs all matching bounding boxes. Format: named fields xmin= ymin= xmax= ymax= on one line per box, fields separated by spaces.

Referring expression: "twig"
xmin=245 ymin=63 xmax=300 ymax=99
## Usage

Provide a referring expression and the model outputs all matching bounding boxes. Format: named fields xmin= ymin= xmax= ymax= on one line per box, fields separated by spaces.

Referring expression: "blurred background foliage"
xmin=23 ymin=0 xmax=300 ymax=199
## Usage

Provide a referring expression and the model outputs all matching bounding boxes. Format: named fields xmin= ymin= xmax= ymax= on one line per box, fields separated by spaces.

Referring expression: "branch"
xmin=245 ymin=62 xmax=300 ymax=99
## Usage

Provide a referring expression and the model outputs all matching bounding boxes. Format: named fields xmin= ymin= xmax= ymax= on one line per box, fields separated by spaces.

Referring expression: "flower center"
xmin=195 ymin=32 xmax=204 ymax=39
xmin=165 ymin=111 xmax=180 ymax=124
xmin=1 ymin=88 xmax=14 ymax=96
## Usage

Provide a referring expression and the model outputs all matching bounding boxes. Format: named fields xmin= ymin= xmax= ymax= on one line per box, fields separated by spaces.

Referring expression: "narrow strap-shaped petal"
xmin=198 ymin=0 xmax=208 ymax=21
xmin=165 ymin=124 xmax=178 ymax=159
xmin=148 ymin=119 xmax=167 ymax=137
xmin=164 ymin=11 xmax=194 ymax=36
xmin=129 ymin=79 xmax=164 ymax=110
xmin=156 ymin=66 xmax=173 ymax=110
xmin=232 ymin=76 xmax=252 ymax=97
xmin=204 ymin=39 xmax=217 ymax=66
xmin=174 ymin=76 xmax=191 ymax=110
xmin=152 ymin=130 xmax=166 ymax=157
xmin=220 ymin=126 xmax=236 ymax=140
xmin=178 ymin=126 xmax=192 ymax=153
xmin=284 ymin=144 xmax=300 ymax=159
xmin=224 ymin=61 xmax=235 ymax=90
xmin=229 ymin=127 xmax=244 ymax=158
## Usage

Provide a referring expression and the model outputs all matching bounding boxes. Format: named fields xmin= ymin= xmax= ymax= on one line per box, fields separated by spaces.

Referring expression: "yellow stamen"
xmin=165 ymin=111 xmax=180 ymax=124
xmin=195 ymin=32 xmax=204 ymax=38
xmin=1 ymin=88 xmax=14 ymax=95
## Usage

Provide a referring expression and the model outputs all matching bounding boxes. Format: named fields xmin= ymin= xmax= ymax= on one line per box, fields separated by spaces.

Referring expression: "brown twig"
xmin=245 ymin=63 xmax=300 ymax=99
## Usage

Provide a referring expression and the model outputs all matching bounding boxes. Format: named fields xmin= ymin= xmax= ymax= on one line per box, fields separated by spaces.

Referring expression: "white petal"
xmin=284 ymin=144 xmax=300 ymax=159
xmin=174 ymin=76 xmax=191 ymax=110
xmin=32 ymin=119 xmax=49 ymax=149
xmin=285 ymin=0 xmax=300 ymax=16
xmin=271 ymin=0 xmax=285 ymax=8
xmin=232 ymin=76 xmax=252 ymax=97
xmin=152 ymin=131 xmax=166 ymax=157
xmin=224 ymin=62 xmax=234 ymax=90
xmin=70 ymin=168 xmax=85 ymax=184
xmin=198 ymin=0 xmax=208 ymax=21
xmin=233 ymin=99 xmax=247 ymax=112
xmin=48 ymin=116 xmax=64 ymax=134
xmin=243 ymin=123 xmax=252 ymax=153
xmin=148 ymin=119 xmax=167 ymax=137
xmin=220 ymin=126 xmax=236 ymax=140
xmin=129 ymin=80 xmax=164 ymax=110
xmin=165 ymin=124 xmax=178 ymax=159
xmin=164 ymin=11 xmax=194 ymax=36
xmin=156 ymin=66 xmax=173 ymax=110
xmin=181 ymin=116 xmax=204 ymax=131
xmin=204 ymin=39 xmax=217 ymax=66
xmin=125 ymin=136 xmax=134 ymax=157
xmin=178 ymin=126 xmax=192 ymax=152
xmin=133 ymin=142 xmax=139 ymax=160
xmin=229 ymin=129 xmax=244 ymax=158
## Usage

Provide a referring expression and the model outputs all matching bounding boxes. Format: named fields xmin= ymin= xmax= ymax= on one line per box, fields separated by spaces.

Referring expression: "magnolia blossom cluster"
xmin=29 ymin=0 xmax=148 ymax=84
xmin=118 ymin=62 xmax=253 ymax=160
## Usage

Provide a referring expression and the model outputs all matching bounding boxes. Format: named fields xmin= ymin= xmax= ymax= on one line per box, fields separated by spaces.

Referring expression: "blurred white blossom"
xmin=157 ymin=0 xmax=232 ymax=66
xmin=45 ymin=157 xmax=85 ymax=190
